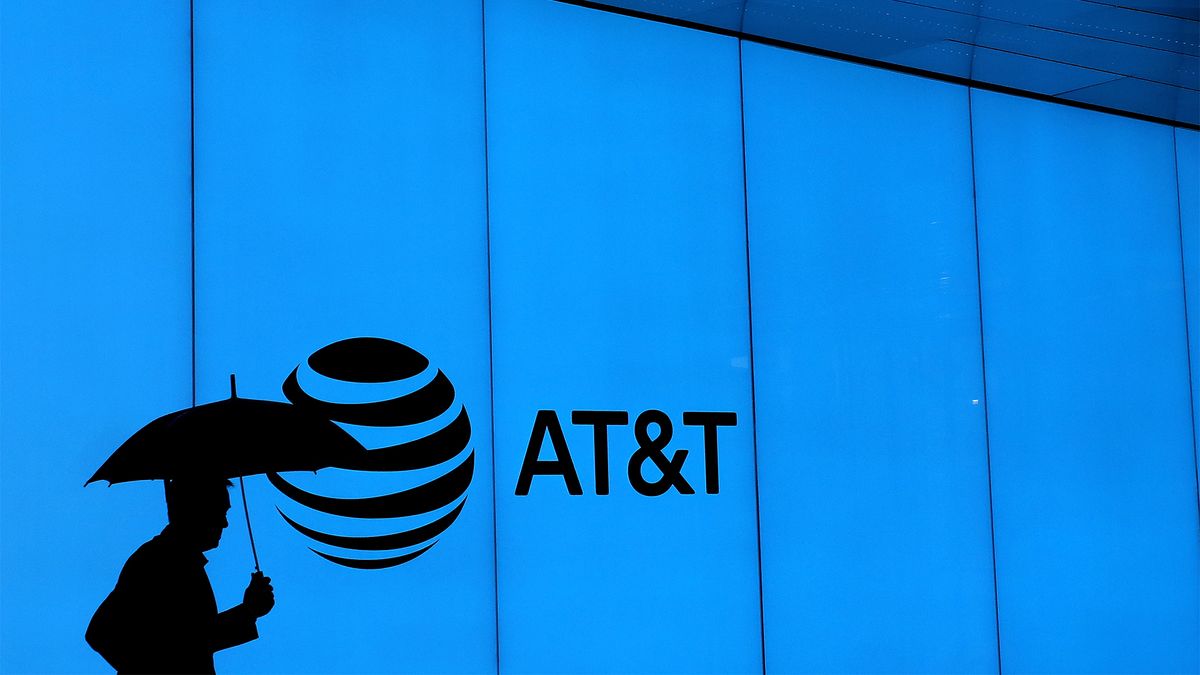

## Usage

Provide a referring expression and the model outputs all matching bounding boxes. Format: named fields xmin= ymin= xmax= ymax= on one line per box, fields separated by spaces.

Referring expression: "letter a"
xmin=515 ymin=410 xmax=584 ymax=495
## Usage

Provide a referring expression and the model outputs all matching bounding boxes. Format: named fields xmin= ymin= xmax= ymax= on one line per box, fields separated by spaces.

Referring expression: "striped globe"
xmin=269 ymin=337 xmax=473 ymax=569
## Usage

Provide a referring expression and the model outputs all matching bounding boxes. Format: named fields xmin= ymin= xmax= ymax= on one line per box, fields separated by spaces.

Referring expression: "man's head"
xmin=164 ymin=477 xmax=232 ymax=551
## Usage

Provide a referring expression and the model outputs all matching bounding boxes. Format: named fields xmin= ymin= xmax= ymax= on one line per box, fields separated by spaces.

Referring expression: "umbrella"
xmin=87 ymin=375 xmax=368 ymax=570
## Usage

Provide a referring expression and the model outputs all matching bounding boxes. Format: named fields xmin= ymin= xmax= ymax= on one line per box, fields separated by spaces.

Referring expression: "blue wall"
xmin=743 ymin=44 xmax=998 ymax=673
xmin=1 ymin=2 xmax=192 ymax=672
xmin=971 ymin=91 xmax=1197 ymax=673
xmin=192 ymin=2 xmax=496 ymax=672
xmin=486 ymin=3 xmax=761 ymax=672
xmin=2 ymin=0 xmax=1197 ymax=672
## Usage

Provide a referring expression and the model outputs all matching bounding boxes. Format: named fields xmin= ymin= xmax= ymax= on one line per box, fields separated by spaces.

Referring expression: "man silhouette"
xmin=87 ymin=477 xmax=275 ymax=674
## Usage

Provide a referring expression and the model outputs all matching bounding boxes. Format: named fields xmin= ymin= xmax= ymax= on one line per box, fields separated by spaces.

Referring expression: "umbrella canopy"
xmin=87 ymin=376 xmax=370 ymax=573
xmin=87 ymin=387 xmax=367 ymax=486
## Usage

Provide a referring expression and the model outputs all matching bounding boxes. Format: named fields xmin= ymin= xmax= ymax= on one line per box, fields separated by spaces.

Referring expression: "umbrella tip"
xmin=230 ymin=373 xmax=238 ymax=399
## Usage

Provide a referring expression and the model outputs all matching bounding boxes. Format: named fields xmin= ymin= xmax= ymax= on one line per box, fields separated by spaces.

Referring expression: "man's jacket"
xmin=86 ymin=529 xmax=258 ymax=674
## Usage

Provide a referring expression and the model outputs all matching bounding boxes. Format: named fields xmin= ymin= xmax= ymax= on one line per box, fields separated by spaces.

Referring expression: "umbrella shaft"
xmin=239 ymin=476 xmax=260 ymax=572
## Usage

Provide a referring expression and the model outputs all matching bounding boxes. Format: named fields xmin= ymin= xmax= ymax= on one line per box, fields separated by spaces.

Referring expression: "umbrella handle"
xmin=239 ymin=476 xmax=260 ymax=572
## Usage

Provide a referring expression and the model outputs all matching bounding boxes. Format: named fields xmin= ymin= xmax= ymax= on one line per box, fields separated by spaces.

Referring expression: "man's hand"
xmin=242 ymin=571 xmax=275 ymax=619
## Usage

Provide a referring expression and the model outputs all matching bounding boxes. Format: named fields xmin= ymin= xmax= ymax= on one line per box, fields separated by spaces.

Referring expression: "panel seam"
xmin=737 ymin=39 xmax=768 ymax=675
xmin=482 ymin=1 xmax=502 ymax=672
xmin=967 ymin=87 xmax=1004 ymax=675
xmin=1172 ymin=128 xmax=1200 ymax=520
xmin=190 ymin=0 xmax=196 ymax=408
xmin=548 ymin=0 xmax=1199 ymax=131
xmin=1082 ymin=0 xmax=1199 ymax=22
xmin=893 ymin=0 xmax=1198 ymax=59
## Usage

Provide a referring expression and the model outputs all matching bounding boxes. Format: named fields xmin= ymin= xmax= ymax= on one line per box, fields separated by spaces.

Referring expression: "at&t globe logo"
xmin=268 ymin=337 xmax=473 ymax=570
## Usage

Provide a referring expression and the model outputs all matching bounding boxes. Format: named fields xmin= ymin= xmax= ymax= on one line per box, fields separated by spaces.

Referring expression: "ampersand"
xmin=627 ymin=410 xmax=695 ymax=496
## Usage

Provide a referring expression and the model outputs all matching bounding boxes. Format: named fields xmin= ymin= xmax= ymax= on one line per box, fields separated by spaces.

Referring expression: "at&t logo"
xmin=269 ymin=337 xmax=473 ymax=570
xmin=515 ymin=410 xmax=737 ymax=496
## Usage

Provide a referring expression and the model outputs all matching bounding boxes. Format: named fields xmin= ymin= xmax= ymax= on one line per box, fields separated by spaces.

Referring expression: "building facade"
xmin=2 ymin=0 xmax=1197 ymax=672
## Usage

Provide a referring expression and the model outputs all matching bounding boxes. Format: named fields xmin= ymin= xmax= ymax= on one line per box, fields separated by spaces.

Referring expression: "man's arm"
xmin=213 ymin=572 xmax=274 ymax=653
xmin=212 ymin=604 xmax=259 ymax=653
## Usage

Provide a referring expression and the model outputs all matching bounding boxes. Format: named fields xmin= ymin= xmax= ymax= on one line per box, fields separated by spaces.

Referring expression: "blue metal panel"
xmin=193 ymin=2 xmax=496 ymax=672
xmin=742 ymin=42 xmax=999 ymax=673
xmin=972 ymin=89 xmax=1199 ymax=673
xmin=0 ymin=2 xmax=192 ymax=671
xmin=1177 ymin=128 xmax=1199 ymax=479
xmin=485 ymin=1 xmax=762 ymax=671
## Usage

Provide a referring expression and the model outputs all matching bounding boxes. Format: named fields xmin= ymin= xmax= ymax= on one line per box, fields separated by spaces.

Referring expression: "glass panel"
xmin=0 ymin=2 xmax=191 ymax=671
xmin=587 ymin=0 xmax=1200 ymax=125
xmin=194 ymin=2 xmax=495 ymax=672
xmin=1060 ymin=78 xmax=1200 ymax=134
xmin=485 ymin=1 xmax=762 ymax=672
xmin=972 ymin=90 xmax=1199 ymax=673
xmin=742 ymin=43 xmax=999 ymax=673
xmin=1177 ymin=128 xmax=1199 ymax=457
